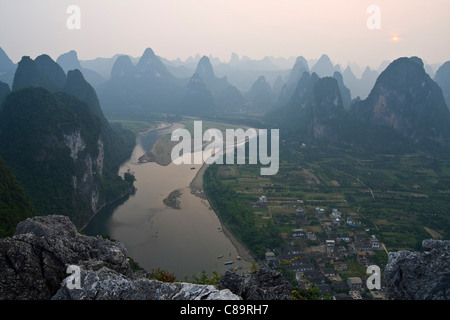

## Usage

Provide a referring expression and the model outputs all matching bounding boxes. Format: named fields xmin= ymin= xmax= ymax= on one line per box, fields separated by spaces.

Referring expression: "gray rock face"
xmin=0 ymin=215 xmax=241 ymax=300
xmin=217 ymin=269 xmax=294 ymax=300
xmin=384 ymin=239 xmax=450 ymax=300
xmin=53 ymin=267 xmax=240 ymax=300
xmin=0 ymin=215 xmax=132 ymax=299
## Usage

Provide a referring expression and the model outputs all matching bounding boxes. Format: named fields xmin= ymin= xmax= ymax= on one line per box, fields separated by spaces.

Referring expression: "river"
xmin=83 ymin=123 xmax=254 ymax=279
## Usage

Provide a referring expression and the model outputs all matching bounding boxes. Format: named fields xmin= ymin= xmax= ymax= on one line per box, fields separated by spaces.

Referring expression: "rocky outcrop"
xmin=53 ymin=268 xmax=240 ymax=300
xmin=0 ymin=215 xmax=241 ymax=300
xmin=217 ymin=269 xmax=294 ymax=300
xmin=0 ymin=215 xmax=132 ymax=299
xmin=384 ymin=239 xmax=450 ymax=300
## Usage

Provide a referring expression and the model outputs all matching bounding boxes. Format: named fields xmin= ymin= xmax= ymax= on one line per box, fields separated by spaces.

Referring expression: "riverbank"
xmin=80 ymin=187 xmax=135 ymax=232
xmin=189 ymin=162 xmax=257 ymax=266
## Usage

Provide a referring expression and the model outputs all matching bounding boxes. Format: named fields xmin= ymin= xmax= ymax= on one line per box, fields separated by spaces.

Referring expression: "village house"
xmin=258 ymin=195 xmax=267 ymax=207
xmin=334 ymin=261 xmax=348 ymax=271
xmin=347 ymin=277 xmax=363 ymax=292
xmin=326 ymin=239 xmax=336 ymax=257
xmin=337 ymin=246 xmax=348 ymax=259
xmin=323 ymin=225 xmax=332 ymax=234
xmin=305 ymin=270 xmax=326 ymax=286
xmin=282 ymin=245 xmax=302 ymax=256
xmin=346 ymin=217 xmax=357 ymax=227
xmin=306 ymin=231 xmax=317 ymax=241
xmin=357 ymin=251 xmax=368 ymax=266
xmin=318 ymin=283 xmax=331 ymax=295
xmin=292 ymin=228 xmax=304 ymax=238
xmin=316 ymin=207 xmax=325 ymax=218
xmin=332 ymin=281 xmax=349 ymax=293
xmin=295 ymin=208 xmax=305 ymax=218
xmin=332 ymin=217 xmax=341 ymax=228
xmin=336 ymin=234 xmax=351 ymax=242
xmin=323 ymin=268 xmax=337 ymax=277
xmin=349 ymin=291 xmax=363 ymax=300
xmin=370 ymin=235 xmax=380 ymax=249
xmin=331 ymin=208 xmax=342 ymax=218
xmin=295 ymin=263 xmax=315 ymax=272
xmin=356 ymin=240 xmax=373 ymax=252
xmin=354 ymin=233 xmax=373 ymax=252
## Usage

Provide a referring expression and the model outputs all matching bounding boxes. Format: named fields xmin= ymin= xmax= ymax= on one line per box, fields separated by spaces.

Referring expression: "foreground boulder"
xmin=0 ymin=215 xmax=241 ymax=300
xmin=0 ymin=215 xmax=132 ymax=299
xmin=53 ymin=267 xmax=239 ymax=300
xmin=217 ymin=268 xmax=294 ymax=300
xmin=384 ymin=239 xmax=450 ymax=300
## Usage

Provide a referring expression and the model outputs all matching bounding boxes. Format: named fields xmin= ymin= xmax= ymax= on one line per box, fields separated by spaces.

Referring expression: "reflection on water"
xmin=83 ymin=124 xmax=253 ymax=278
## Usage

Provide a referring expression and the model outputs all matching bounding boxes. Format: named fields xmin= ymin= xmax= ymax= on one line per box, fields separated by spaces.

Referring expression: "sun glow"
xmin=391 ymin=35 xmax=401 ymax=43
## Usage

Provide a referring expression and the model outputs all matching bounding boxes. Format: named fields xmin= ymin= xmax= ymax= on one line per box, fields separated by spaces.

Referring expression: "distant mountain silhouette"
xmin=195 ymin=56 xmax=228 ymax=93
xmin=57 ymin=50 xmax=105 ymax=87
xmin=266 ymin=56 xmax=450 ymax=151
xmin=182 ymin=72 xmax=216 ymax=115
xmin=350 ymin=57 xmax=450 ymax=146
xmin=192 ymin=56 xmax=244 ymax=112
xmin=311 ymin=54 xmax=337 ymax=77
xmin=79 ymin=54 xmax=126 ymax=80
xmin=12 ymin=56 xmax=62 ymax=92
xmin=333 ymin=71 xmax=351 ymax=110
xmin=266 ymin=71 xmax=347 ymax=141
xmin=245 ymin=75 xmax=274 ymax=111
xmin=342 ymin=65 xmax=379 ymax=100
xmin=434 ymin=61 xmax=450 ymax=110
xmin=0 ymin=47 xmax=16 ymax=86
xmin=110 ymin=55 xmax=135 ymax=79
xmin=276 ymin=56 xmax=310 ymax=104
xmin=97 ymin=48 xmax=184 ymax=118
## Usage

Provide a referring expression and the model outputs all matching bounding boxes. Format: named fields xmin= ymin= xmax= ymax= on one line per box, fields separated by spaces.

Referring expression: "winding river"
xmin=83 ymin=123 xmax=253 ymax=279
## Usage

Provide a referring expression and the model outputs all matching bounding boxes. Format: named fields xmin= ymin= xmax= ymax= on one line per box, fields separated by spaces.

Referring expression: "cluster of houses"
xmin=263 ymin=202 xmax=385 ymax=300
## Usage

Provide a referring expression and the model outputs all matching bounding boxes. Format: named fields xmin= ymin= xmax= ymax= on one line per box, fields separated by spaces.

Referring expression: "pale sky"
xmin=1 ymin=0 xmax=450 ymax=68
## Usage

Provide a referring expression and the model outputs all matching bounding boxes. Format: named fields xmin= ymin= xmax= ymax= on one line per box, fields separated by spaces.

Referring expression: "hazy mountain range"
xmin=1 ymin=44 xmax=450 ymax=249
xmin=2 ymin=47 xmax=446 ymax=118
xmin=266 ymin=56 xmax=450 ymax=151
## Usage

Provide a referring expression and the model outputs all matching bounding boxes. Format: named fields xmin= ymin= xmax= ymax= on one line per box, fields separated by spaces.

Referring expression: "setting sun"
xmin=390 ymin=35 xmax=402 ymax=43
